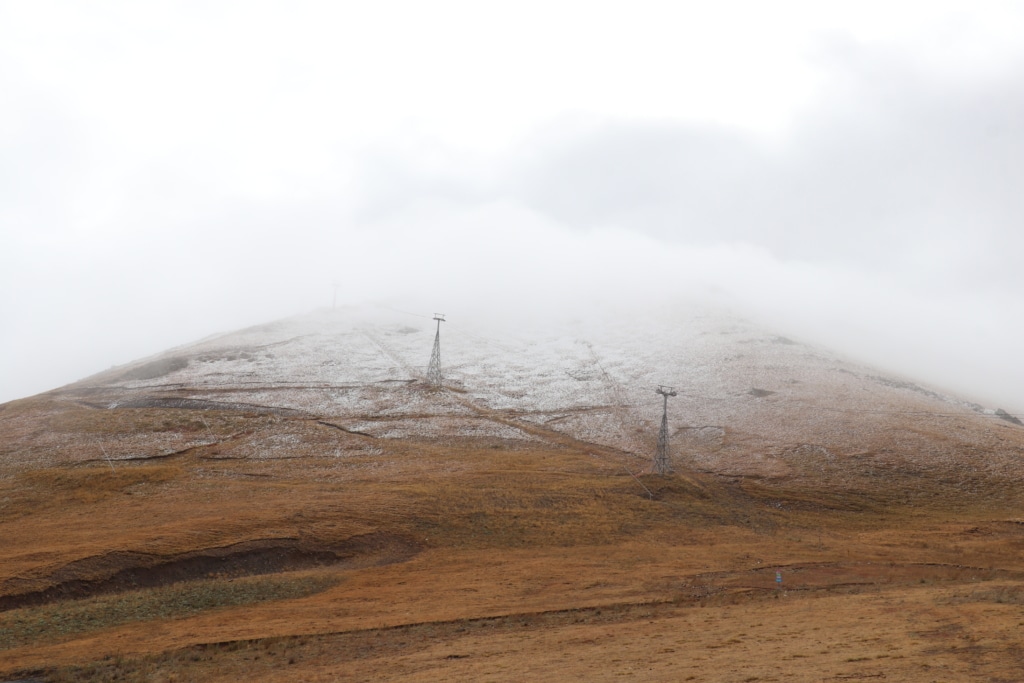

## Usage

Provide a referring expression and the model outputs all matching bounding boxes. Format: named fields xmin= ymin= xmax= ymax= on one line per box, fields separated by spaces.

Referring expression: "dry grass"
xmin=0 ymin=573 xmax=338 ymax=650
xmin=3 ymin=397 xmax=1024 ymax=681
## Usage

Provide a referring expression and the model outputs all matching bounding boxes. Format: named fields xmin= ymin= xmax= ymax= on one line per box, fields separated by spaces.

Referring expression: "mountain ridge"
xmin=15 ymin=304 xmax=1022 ymax=482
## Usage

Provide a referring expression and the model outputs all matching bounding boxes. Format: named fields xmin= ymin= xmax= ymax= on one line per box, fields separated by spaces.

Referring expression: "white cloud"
xmin=2 ymin=1 xmax=1024 ymax=411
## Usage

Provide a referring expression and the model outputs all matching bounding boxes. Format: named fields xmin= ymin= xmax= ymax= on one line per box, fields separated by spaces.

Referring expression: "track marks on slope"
xmin=358 ymin=328 xmax=421 ymax=380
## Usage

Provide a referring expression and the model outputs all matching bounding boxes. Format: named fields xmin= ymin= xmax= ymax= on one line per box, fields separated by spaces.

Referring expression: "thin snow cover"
xmin=43 ymin=302 xmax=1023 ymax=481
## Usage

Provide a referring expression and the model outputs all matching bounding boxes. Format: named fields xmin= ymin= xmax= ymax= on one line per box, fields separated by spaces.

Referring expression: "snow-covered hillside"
xmin=20 ymin=303 xmax=1015 ymax=486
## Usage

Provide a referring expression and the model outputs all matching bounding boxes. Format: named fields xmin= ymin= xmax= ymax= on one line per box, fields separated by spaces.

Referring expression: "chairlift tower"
xmin=654 ymin=385 xmax=677 ymax=475
xmin=427 ymin=314 xmax=445 ymax=386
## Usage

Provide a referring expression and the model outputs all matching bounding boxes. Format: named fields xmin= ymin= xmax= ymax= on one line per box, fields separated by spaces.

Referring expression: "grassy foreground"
xmin=2 ymin=400 xmax=1024 ymax=681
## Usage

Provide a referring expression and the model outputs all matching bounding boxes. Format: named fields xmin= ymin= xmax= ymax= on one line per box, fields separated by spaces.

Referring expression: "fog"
xmin=2 ymin=1 xmax=1023 ymax=412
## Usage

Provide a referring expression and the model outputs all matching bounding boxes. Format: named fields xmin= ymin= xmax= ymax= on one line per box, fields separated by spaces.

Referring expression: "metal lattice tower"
xmin=654 ymin=385 xmax=677 ymax=475
xmin=426 ymin=313 xmax=445 ymax=386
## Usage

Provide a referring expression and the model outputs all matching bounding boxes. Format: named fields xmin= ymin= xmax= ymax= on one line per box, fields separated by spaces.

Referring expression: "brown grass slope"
xmin=1 ymin=308 xmax=1023 ymax=681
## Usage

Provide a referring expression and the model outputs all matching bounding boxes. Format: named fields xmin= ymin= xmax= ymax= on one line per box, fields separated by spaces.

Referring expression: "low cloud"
xmin=2 ymin=28 xmax=1023 ymax=413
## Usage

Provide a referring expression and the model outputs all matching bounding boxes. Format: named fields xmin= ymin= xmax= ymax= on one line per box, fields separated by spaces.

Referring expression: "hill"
xmin=2 ymin=305 xmax=1024 ymax=681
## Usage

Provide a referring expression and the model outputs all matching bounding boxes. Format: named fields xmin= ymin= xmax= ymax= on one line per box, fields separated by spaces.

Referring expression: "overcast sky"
xmin=3 ymin=1 xmax=1024 ymax=411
